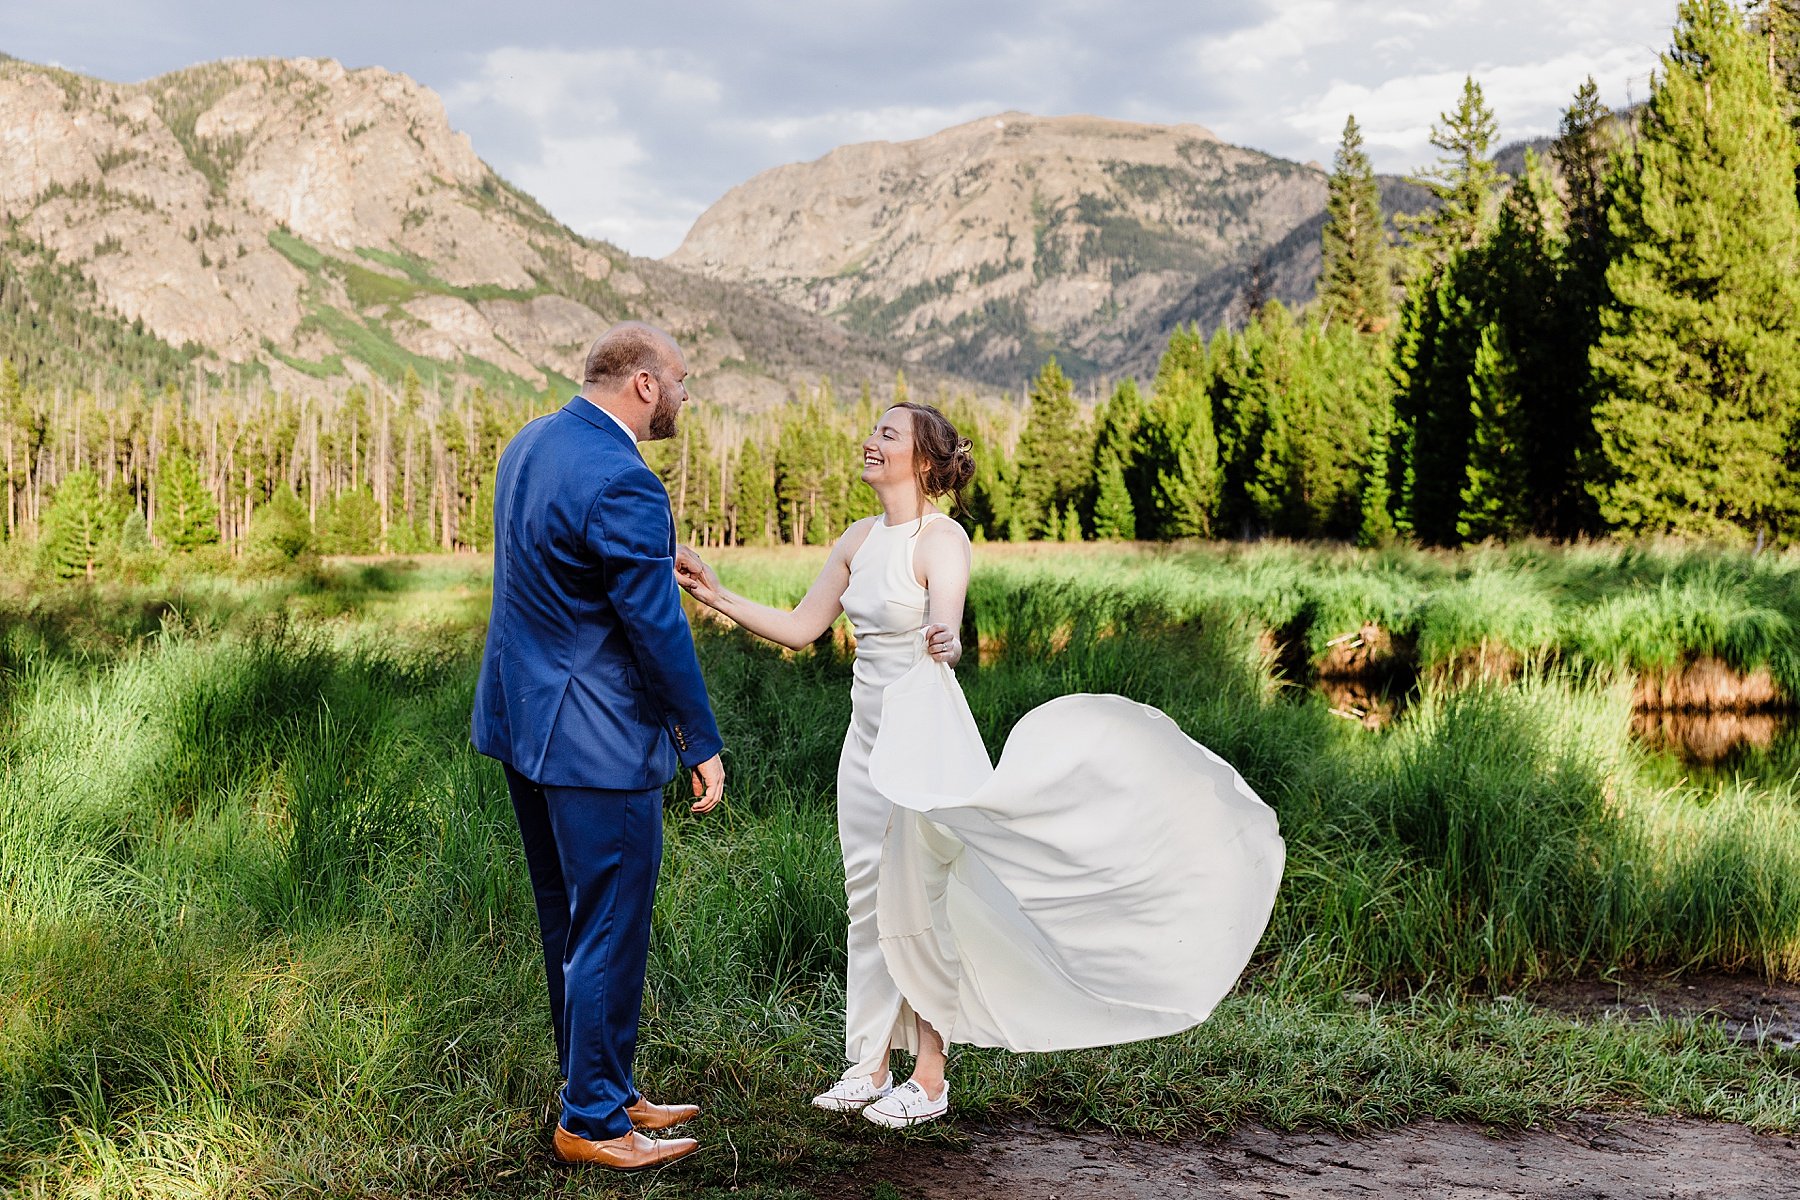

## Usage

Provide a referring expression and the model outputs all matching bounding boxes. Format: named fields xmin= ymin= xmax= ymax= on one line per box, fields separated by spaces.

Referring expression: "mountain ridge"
xmin=668 ymin=110 xmax=1434 ymax=384
xmin=0 ymin=54 xmax=929 ymax=408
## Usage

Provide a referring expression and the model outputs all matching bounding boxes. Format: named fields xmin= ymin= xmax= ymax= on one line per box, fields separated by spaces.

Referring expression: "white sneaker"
xmin=810 ymin=1074 xmax=893 ymax=1112
xmin=862 ymin=1079 xmax=949 ymax=1128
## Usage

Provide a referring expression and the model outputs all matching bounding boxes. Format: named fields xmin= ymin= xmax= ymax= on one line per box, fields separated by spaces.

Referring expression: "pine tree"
xmin=1131 ymin=329 xmax=1207 ymax=531
xmin=963 ymin=425 xmax=1017 ymax=541
xmin=120 ymin=509 xmax=150 ymax=554
xmin=1466 ymin=150 xmax=1580 ymax=539
xmin=115 ymin=507 xmax=159 ymax=580
xmin=1213 ymin=307 xmax=1392 ymax=539
xmin=1391 ymin=265 xmax=1483 ymax=544
xmin=1590 ymin=0 xmax=1800 ymax=539
xmin=1756 ymin=1 xmax=1800 ymax=151
xmin=154 ymin=450 xmax=220 ymax=551
xmin=1092 ymin=454 xmax=1135 ymax=540
xmin=468 ymin=468 xmax=497 ymax=553
xmin=40 ymin=468 xmax=120 ymax=580
xmin=1357 ymin=403 xmax=1400 ymax=546
xmin=1059 ymin=503 xmax=1084 ymax=542
xmin=401 ymin=367 xmax=424 ymax=414
xmin=732 ymin=438 xmax=773 ymax=546
xmin=774 ymin=390 xmax=837 ymax=545
xmin=1094 ymin=378 xmax=1146 ymax=467
xmin=320 ymin=486 xmax=381 ymax=554
xmin=1091 ymin=378 xmax=1144 ymax=540
xmin=1218 ymin=306 xmax=1320 ymax=536
xmin=1320 ymin=114 xmax=1392 ymax=332
xmin=246 ymin=487 xmax=313 ymax=571
xmin=1554 ymin=78 xmax=1616 ymax=247
xmin=1142 ymin=337 xmax=1221 ymax=539
xmin=0 ymin=358 xmax=19 ymax=422
xmin=1301 ymin=318 xmax=1397 ymax=538
xmin=1387 ymin=80 xmax=1508 ymax=545
xmin=0 ymin=356 xmax=22 ymax=540
xmin=1404 ymin=77 xmax=1505 ymax=268
xmin=1012 ymin=358 xmax=1090 ymax=538
xmin=1548 ymin=79 xmax=1619 ymax=537
xmin=1240 ymin=310 xmax=1306 ymax=532
xmin=1458 ymin=323 xmax=1533 ymax=540
xmin=806 ymin=499 xmax=835 ymax=545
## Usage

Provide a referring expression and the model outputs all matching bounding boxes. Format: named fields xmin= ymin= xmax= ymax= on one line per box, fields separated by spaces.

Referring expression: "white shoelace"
xmin=884 ymin=1081 xmax=942 ymax=1112
xmin=821 ymin=1075 xmax=889 ymax=1101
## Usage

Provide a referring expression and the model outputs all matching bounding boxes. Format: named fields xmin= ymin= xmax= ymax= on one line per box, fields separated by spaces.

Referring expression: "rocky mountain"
xmin=668 ymin=112 xmax=1432 ymax=385
xmin=0 ymin=54 xmax=917 ymax=409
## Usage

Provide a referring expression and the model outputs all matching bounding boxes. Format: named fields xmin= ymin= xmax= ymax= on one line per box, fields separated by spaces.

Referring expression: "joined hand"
xmin=675 ymin=545 xmax=722 ymax=607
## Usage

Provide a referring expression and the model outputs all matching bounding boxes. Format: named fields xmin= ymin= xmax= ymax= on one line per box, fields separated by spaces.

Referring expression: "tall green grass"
xmin=736 ymin=539 xmax=1800 ymax=694
xmin=3 ymin=553 xmax=1798 ymax=1198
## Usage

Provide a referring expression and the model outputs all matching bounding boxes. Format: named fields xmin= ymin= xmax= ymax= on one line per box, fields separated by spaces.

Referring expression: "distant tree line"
xmin=0 ymin=362 xmax=539 ymax=578
xmin=0 ymin=1 xmax=1794 ymax=578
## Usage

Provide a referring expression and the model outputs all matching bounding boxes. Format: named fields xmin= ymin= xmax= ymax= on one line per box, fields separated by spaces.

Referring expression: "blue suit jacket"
xmin=472 ymin=397 xmax=724 ymax=789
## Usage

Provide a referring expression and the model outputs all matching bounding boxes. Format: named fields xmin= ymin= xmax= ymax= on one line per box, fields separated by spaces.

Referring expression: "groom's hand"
xmin=675 ymin=545 xmax=722 ymax=606
xmin=690 ymin=752 xmax=725 ymax=814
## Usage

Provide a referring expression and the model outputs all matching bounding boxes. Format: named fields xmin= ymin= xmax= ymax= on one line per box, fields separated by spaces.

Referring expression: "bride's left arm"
xmin=918 ymin=520 xmax=972 ymax=666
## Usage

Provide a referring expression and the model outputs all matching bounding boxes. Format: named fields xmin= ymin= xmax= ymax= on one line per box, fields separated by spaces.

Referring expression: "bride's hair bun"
xmin=891 ymin=401 xmax=976 ymax=502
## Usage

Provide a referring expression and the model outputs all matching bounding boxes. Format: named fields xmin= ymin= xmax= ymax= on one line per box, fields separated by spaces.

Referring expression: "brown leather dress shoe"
xmin=626 ymin=1095 xmax=701 ymax=1130
xmin=552 ymin=1125 xmax=698 ymax=1169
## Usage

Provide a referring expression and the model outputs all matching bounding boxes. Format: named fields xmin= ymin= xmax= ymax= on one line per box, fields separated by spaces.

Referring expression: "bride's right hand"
xmin=675 ymin=545 xmax=723 ymax=607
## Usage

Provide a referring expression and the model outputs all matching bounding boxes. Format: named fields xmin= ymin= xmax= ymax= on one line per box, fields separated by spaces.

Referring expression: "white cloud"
xmin=445 ymin=47 xmax=728 ymax=257
xmin=446 ymin=43 xmax=1008 ymax=256
xmin=1284 ymin=43 xmax=1661 ymax=174
xmin=436 ymin=0 xmax=1680 ymax=254
xmin=1176 ymin=1 xmax=1668 ymax=172
xmin=1182 ymin=0 xmax=1351 ymax=76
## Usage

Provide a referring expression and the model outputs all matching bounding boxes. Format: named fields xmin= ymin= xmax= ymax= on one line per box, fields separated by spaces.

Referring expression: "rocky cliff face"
xmin=0 ymin=56 xmax=908 ymax=408
xmin=669 ymin=112 xmax=1430 ymax=384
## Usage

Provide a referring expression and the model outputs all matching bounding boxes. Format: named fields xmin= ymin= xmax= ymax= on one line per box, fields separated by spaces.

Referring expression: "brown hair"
xmin=583 ymin=322 xmax=673 ymax=388
xmin=892 ymin=401 xmax=975 ymax=504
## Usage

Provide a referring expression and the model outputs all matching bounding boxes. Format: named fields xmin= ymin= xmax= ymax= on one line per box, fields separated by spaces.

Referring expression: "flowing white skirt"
xmin=869 ymin=658 xmax=1285 ymax=1053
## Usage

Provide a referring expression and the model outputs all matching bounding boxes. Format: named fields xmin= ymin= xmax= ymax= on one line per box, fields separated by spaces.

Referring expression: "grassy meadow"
xmin=4 ymin=541 xmax=1800 ymax=1198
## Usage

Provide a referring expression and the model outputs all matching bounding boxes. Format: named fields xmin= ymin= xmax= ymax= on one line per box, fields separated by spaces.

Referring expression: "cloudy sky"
xmin=3 ymin=1 xmax=1677 ymax=257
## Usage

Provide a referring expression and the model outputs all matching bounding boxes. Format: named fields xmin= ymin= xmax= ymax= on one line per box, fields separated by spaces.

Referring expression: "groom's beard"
xmin=647 ymin=389 xmax=681 ymax=440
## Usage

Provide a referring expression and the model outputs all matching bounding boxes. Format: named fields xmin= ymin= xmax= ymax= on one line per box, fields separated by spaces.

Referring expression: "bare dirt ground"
xmin=812 ymin=976 xmax=1800 ymax=1200
xmin=831 ymin=1115 xmax=1798 ymax=1199
xmin=1530 ymin=971 xmax=1800 ymax=1048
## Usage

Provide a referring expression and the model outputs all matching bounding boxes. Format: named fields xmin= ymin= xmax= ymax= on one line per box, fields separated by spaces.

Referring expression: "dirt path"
xmin=806 ymin=976 xmax=1800 ymax=1198
xmin=835 ymin=1116 xmax=1799 ymax=1199
xmin=1530 ymin=972 xmax=1800 ymax=1048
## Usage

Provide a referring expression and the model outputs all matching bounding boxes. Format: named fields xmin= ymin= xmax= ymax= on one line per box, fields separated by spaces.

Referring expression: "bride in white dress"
xmin=675 ymin=402 xmax=1284 ymax=1129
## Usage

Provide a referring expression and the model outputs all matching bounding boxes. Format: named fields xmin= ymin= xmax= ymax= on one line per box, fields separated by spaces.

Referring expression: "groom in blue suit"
xmin=473 ymin=322 xmax=724 ymax=1171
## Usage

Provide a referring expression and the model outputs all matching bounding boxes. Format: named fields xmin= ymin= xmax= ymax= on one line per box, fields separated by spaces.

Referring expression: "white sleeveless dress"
xmin=834 ymin=512 xmax=1284 ymax=1078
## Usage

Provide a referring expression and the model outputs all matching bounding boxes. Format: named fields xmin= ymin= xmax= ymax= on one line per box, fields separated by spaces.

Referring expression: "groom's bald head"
xmin=579 ymin=321 xmax=690 ymax=442
xmin=582 ymin=321 xmax=680 ymax=390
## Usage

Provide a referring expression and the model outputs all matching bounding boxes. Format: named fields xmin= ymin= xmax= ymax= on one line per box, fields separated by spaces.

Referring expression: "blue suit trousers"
xmin=505 ymin=764 xmax=664 ymax=1141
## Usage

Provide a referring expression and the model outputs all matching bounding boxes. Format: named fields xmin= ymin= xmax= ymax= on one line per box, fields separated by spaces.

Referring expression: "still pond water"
xmin=1313 ymin=678 xmax=1799 ymax=783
